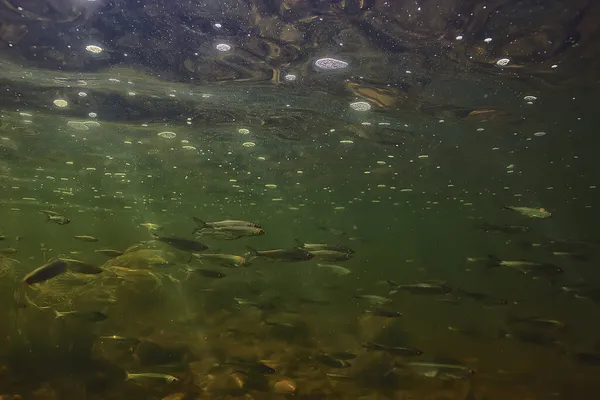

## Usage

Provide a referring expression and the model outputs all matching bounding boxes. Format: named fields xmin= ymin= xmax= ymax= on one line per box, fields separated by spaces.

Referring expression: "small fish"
xmin=503 ymin=206 xmax=552 ymax=218
xmin=0 ymin=247 xmax=17 ymax=254
xmin=500 ymin=329 xmax=561 ymax=346
xmin=22 ymin=259 xmax=68 ymax=285
xmin=316 ymin=263 xmax=351 ymax=275
xmin=195 ymin=268 xmax=227 ymax=279
xmin=487 ymin=255 xmax=563 ymax=277
xmin=475 ymin=222 xmax=531 ymax=234
xmin=295 ymin=240 xmax=355 ymax=254
xmin=234 ymin=297 xmax=277 ymax=311
xmin=153 ymin=235 xmax=208 ymax=252
xmin=222 ymin=359 xmax=275 ymax=374
xmin=94 ymin=249 xmax=124 ymax=258
xmin=246 ymin=246 xmax=314 ymax=262
xmin=370 ymin=308 xmax=402 ymax=318
xmin=454 ymin=288 xmax=509 ymax=306
xmin=552 ymin=251 xmax=590 ymax=262
xmin=54 ymin=309 xmax=108 ymax=322
xmin=309 ymin=249 xmax=353 ymax=262
xmin=61 ymin=258 xmax=104 ymax=274
xmin=0 ymin=235 xmax=5 ymax=240
xmin=363 ymin=342 xmax=423 ymax=357
xmin=140 ymin=222 xmax=163 ymax=231
xmin=401 ymin=361 xmax=474 ymax=379
xmin=40 ymin=210 xmax=71 ymax=225
xmin=74 ymin=235 xmax=99 ymax=242
xmin=315 ymin=354 xmax=352 ymax=368
xmin=193 ymin=217 xmax=261 ymax=233
xmin=353 ymin=294 xmax=391 ymax=305
xmin=126 ymin=372 xmax=179 ymax=383
xmin=197 ymin=226 xmax=265 ymax=239
xmin=390 ymin=282 xmax=452 ymax=295
xmin=326 ymin=372 xmax=353 ymax=379
xmin=192 ymin=253 xmax=250 ymax=267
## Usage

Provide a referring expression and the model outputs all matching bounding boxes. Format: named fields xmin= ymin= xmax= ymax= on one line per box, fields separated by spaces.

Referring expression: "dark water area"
xmin=1 ymin=0 xmax=600 ymax=399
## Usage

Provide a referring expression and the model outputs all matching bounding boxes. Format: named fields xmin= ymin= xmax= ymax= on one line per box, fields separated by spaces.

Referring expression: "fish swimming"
xmin=309 ymin=249 xmax=353 ymax=262
xmin=197 ymin=225 xmax=265 ymax=240
xmin=390 ymin=282 xmax=453 ymax=295
xmin=192 ymin=217 xmax=261 ymax=233
xmin=363 ymin=342 xmax=423 ymax=357
xmin=315 ymin=354 xmax=352 ymax=368
xmin=503 ymin=206 xmax=552 ymax=218
xmin=74 ymin=235 xmax=99 ymax=242
xmin=400 ymin=361 xmax=474 ymax=380
xmin=40 ymin=210 xmax=71 ymax=225
xmin=54 ymin=309 xmax=108 ymax=322
xmin=487 ymin=255 xmax=563 ymax=277
xmin=94 ymin=249 xmax=124 ymax=258
xmin=153 ymin=235 xmax=208 ymax=252
xmin=0 ymin=248 xmax=17 ymax=254
xmin=126 ymin=372 xmax=179 ymax=383
xmin=353 ymin=294 xmax=391 ymax=305
xmin=192 ymin=253 xmax=250 ymax=267
xmin=246 ymin=246 xmax=314 ymax=262
xmin=295 ymin=240 xmax=355 ymax=254
xmin=61 ymin=258 xmax=104 ymax=274
xmin=316 ymin=263 xmax=351 ymax=275
xmin=22 ymin=259 xmax=68 ymax=285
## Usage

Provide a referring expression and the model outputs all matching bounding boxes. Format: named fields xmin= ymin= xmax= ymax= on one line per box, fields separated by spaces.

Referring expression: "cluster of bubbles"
xmin=350 ymin=101 xmax=372 ymax=112
xmin=314 ymin=58 xmax=349 ymax=70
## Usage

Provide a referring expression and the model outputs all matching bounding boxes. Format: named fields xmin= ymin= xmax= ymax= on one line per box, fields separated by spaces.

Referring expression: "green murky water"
xmin=2 ymin=1 xmax=600 ymax=399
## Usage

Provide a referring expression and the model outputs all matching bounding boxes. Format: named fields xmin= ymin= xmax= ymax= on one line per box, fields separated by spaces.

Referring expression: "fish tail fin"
xmin=54 ymin=309 xmax=64 ymax=319
xmin=294 ymin=238 xmax=305 ymax=248
xmin=192 ymin=217 xmax=207 ymax=234
xmin=502 ymin=206 xmax=512 ymax=211
xmin=486 ymin=254 xmax=502 ymax=268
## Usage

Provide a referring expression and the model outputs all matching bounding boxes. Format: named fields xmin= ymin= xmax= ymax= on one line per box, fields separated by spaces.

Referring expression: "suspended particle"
xmin=53 ymin=99 xmax=68 ymax=108
xmin=350 ymin=101 xmax=371 ymax=111
xmin=88 ymin=112 xmax=98 ymax=118
xmin=242 ymin=142 xmax=256 ymax=147
xmin=314 ymin=57 xmax=348 ymax=70
xmin=533 ymin=131 xmax=546 ymax=137
xmin=455 ymin=35 xmax=464 ymax=40
xmin=216 ymin=43 xmax=231 ymax=52
xmin=158 ymin=131 xmax=177 ymax=139
xmin=85 ymin=45 xmax=104 ymax=54
xmin=524 ymin=95 xmax=537 ymax=101
xmin=182 ymin=145 xmax=197 ymax=150
xmin=484 ymin=37 xmax=492 ymax=43
xmin=284 ymin=74 xmax=297 ymax=81
xmin=496 ymin=58 xmax=510 ymax=67
xmin=238 ymin=128 xmax=250 ymax=134
xmin=78 ymin=92 xmax=88 ymax=97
